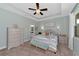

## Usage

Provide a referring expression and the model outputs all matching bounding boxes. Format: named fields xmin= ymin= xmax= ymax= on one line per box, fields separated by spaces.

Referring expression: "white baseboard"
xmin=24 ymin=38 xmax=31 ymax=42
xmin=0 ymin=46 xmax=6 ymax=50
xmin=24 ymin=39 xmax=30 ymax=42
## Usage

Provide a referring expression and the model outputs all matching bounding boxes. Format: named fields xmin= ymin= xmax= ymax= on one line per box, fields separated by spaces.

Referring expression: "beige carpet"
xmin=0 ymin=42 xmax=73 ymax=56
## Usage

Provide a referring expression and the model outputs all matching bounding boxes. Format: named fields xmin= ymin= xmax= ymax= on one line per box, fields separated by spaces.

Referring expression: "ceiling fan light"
xmin=36 ymin=9 xmax=40 ymax=15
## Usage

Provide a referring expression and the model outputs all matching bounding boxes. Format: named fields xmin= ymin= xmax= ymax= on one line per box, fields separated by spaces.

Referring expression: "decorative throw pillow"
xmin=45 ymin=32 xmax=49 ymax=36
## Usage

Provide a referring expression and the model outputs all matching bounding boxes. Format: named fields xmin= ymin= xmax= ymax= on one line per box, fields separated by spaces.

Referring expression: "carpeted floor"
xmin=0 ymin=41 xmax=73 ymax=56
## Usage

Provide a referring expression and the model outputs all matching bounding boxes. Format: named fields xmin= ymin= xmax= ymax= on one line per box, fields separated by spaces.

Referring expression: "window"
xmin=75 ymin=14 xmax=79 ymax=37
xmin=77 ymin=19 xmax=79 ymax=24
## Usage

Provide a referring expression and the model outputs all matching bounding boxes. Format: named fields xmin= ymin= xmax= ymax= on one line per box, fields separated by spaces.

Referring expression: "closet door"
xmin=8 ymin=28 xmax=22 ymax=49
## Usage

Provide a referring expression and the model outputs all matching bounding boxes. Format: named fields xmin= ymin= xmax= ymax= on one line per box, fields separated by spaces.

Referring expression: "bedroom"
xmin=0 ymin=3 xmax=78 ymax=56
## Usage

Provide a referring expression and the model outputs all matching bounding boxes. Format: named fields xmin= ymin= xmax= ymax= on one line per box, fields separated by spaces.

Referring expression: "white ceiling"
xmin=0 ymin=3 xmax=76 ymax=21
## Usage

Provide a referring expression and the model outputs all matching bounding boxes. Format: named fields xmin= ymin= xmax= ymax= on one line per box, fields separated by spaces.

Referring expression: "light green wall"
xmin=0 ymin=8 xmax=36 ymax=49
xmin=37 ymin=16 xmax=69 ymax=35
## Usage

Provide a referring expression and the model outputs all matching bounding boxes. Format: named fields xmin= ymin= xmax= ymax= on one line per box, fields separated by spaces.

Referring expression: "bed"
xmin=30 ymin=23 xmax=59 ymax=53
xmin=31 ymin=35 xmax=49 ymax=50
xmin=30 ymin=34 xmax=58 ymax=52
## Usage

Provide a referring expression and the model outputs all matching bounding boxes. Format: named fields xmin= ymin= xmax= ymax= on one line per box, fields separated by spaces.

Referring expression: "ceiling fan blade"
xmin=40 ymin=12 xmax=43 ymax=15
xmin=34 ymin=12 xmax=36 ymax=15
xmin=40 ymin=8 xmax=48 ymax=11
xmin=36 ymin=3 xmax=39 ymax=9
xmin=28 ymin=8 xmax=36 ymax=10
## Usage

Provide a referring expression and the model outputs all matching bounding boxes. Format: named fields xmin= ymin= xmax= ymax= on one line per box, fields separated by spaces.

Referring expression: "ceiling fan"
xmin=28 ymin=3 xmax=48 ymax=15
